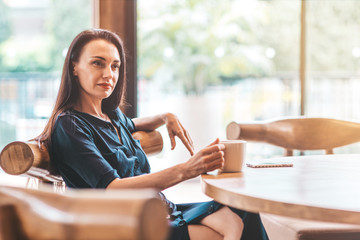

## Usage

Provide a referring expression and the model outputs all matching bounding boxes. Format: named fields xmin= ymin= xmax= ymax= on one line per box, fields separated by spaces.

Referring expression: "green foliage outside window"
xmin=138 ymin=0 xmax=300 ymax=95
xmin=0 ymin=0 xmax=11 ymax=70
xmin=0 ymin=1 xmax=11 ymax=43
xmin=138 ymin=0 xmax=360 ymax=95
xmin=0 ymin=0 xmax=90 ymax=73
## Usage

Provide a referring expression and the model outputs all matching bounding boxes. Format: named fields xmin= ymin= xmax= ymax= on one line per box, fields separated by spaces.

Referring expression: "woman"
xmin=37 ymin=29 xmax=268 ymax=240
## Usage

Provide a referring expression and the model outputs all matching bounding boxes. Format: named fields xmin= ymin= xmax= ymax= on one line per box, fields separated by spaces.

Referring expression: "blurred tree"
xmin=0 ymin=0 xmax=11 ymax=43
xmin=0 ymin=0 xmax=90 ymax=72
xmin=138 ymin=0 xmax=296 ymax=94
xmin=139 ymin=0 xmax=360 ymax=94
xmin=307 ymin=1 xmax=360 ymax=72
xmin=0 ymin=0 xmax=12 ymax=71
xmin=260 ymin=1 xmax=300 ymax=72
xmin=46 ymin=0 xmax=91 ymax=71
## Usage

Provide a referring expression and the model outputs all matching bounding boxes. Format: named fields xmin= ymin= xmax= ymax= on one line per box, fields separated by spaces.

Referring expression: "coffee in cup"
xmin=219 ymin=140 xmax=246 ymax=173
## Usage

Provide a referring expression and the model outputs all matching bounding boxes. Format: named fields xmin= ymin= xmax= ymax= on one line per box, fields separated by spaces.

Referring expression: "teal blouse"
xmin=51 ymin=108 xmax=150 ymax=188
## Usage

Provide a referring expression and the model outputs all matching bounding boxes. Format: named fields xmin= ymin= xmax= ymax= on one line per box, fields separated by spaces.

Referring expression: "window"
xmin=305 ymin=0 xmax=360 ymax=154
xmin=306 ymin=0 xmax=360 ymax=119
xmin=138 ymin=0 xmax=301 ymax=165
xmin=0 ymin=0 xmax=91 ymax=185
xmin=138 ymin=0 xmax=360 ymax=165
xmin=0 ymin=0 xmax=91 ymax=150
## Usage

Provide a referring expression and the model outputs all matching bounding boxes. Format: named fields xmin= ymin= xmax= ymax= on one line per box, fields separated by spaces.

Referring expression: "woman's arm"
xmin=107 ymin=139 xmax=224 ymax=191
xmin=132 ymin=113 xmax=167 ymax=131
xmin=133 ymin=113 xmax=194 ymax=155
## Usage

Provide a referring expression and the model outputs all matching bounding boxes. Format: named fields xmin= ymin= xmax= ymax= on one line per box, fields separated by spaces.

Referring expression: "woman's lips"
xmin=97 ymin=83 xmax=112 ymax=89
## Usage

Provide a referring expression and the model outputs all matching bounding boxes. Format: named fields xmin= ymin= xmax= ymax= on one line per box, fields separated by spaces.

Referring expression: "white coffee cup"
xmin=219 ymin=140 xmax=246 ymax=173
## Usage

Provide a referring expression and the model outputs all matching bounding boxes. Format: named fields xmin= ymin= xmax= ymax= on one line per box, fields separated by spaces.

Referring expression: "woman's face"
xmin=73 ymin=39 xmax=121 ymax=102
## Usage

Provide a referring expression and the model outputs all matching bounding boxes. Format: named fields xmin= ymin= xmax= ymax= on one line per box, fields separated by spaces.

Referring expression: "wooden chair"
xmin=0 ymin=130 xmax=166 ymax=240
xmin=0 ymin=185 xmax=168 ymax=240
xmin=0 ymin=130 xmax=163 ymax=192
xmin=227 ymin=117 xmax=360 ymax=240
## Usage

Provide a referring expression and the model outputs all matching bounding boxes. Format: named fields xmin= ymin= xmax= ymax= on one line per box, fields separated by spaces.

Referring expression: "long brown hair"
xmin=36 ymin=29 xmax=127 ymax=149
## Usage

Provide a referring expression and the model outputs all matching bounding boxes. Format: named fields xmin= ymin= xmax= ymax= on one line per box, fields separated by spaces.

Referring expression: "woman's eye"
xmin=93 ymin=61 xmax=103 ymax=67
xmin=112 ymin=64 xmax=120 ymax=70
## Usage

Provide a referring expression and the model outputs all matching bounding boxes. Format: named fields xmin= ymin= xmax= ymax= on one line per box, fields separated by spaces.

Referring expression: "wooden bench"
xmin=0 ymin=130 xmax=163 ymax=191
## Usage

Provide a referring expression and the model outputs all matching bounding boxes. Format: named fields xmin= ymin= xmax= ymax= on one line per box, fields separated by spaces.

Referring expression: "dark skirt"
xmin=167 ymin=201 xmax=269 ymax=240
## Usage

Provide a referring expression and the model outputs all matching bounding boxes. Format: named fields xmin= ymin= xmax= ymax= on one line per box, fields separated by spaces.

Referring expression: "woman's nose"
xmin=103 ymin=65 xmax=113 ymax=79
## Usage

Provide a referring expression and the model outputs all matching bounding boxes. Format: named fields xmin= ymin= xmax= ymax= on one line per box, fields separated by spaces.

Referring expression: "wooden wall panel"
xmin=94 ymin=0 xmax=137 ymax=118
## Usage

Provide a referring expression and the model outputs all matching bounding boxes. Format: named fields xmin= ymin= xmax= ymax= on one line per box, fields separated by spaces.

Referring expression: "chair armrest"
xmin=0 ymin=130 xmax=163 ymax=176
xmin=132 ymin=130 xmax=163 ymax=156
xmin=0 ymin=186 xmax=168 ymax=240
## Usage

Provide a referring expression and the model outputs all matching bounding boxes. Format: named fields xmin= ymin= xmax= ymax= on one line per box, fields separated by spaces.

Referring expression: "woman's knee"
xmin=188 ymin=224 xmax=223 ymax=240
xmin=223 ymin=207 xmax=244 ymax=234
xmin=201 ymin=206 xmax=243 ymax=237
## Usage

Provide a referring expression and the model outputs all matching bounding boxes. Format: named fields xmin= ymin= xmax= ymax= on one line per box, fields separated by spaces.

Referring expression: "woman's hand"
xmin=165 ymin=113 xmax=194 ymax=155
xmin=181 ymin=138 xmax=225 ymax=179
xmin=108 ymin=138 xmax=225 ymax=191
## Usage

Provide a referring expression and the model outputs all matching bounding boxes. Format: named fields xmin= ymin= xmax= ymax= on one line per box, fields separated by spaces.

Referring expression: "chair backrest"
xmin=0 ymin=185 xmax=168 ymax=240
xmin=0 ymin=130 xmax=163 ymax=186
xmin=226 ymin=117 xmax=360 ymax=156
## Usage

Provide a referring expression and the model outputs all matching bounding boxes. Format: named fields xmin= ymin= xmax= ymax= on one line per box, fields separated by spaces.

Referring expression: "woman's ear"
xmin=72 ymin=62 xmax=78 ymax=76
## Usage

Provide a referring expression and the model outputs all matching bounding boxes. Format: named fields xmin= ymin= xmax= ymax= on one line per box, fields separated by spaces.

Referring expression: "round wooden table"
xmin=201 ymin=154 xmax=360 ymax=225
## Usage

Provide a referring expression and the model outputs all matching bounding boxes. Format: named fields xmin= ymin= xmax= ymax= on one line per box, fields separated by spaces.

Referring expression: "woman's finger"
xmin=202 ymin=143 xmax=225 ymax=155
xmin=203 ymin=152 xmax=225 ymax=171
xmin=204 ymin=150 xmax=224 ymax=161
xmin=184 ymin=130 xmax=194 ymax=150
xmin=180 ymin=122 xmax=194 ymax=147
xmin=207 ymin=138 xmax=220 ymax=147
xmin=176 ymin=130 xmax=195 ymax=155
xmin=205 ymin=158 xmax=224 ymax=172
xmin=168 ymin=131 xmax=176 ymax=150
xmin=180 ymin=129 xmax=195 ymax=155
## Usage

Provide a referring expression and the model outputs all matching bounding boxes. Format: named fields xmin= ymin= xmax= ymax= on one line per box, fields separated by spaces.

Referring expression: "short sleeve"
xmin=51 ymin=115 xmax=120 ymax=188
